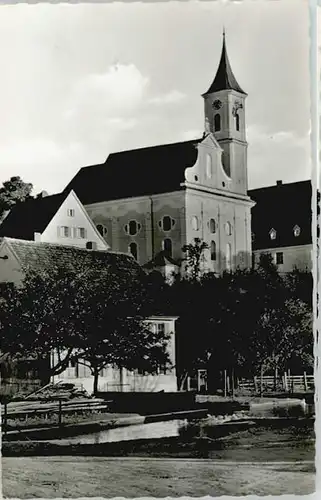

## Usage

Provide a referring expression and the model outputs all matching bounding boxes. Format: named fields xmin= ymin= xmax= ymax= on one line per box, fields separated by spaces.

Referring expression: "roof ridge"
xmin=108 ymin=137 xmax=203 ymax=157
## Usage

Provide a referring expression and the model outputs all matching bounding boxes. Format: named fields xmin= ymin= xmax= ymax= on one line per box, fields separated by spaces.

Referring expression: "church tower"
xmin=202 ymin=31 xmax=248 ymax=196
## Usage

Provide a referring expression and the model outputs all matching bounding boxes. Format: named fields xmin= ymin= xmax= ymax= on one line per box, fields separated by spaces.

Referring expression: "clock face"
xmin=213 ymin=99 xmax=222 ymax=110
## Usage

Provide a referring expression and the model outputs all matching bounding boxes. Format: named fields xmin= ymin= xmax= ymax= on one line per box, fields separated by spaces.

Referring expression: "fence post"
xmin=284 ymin=372 xmax=288 ymax=392
xmin=58 ymin=400 xmax=62 ymax=428
xmin=254 ymin=376 xmax=258 ymax=393
xmin=260 ymin=367 xmax=263 ymax=397
xmin=227 ymin=375 xmax=230 ymax=395
xmin=224 ymin=370 xmax=227 ymax=398
xmin=303 ymin=372 xmax=308 ymax=392
xmin=3 ymin=402 xmax=7 ymax=435
xmin=274 ymin=368 xmax=278 ymax=392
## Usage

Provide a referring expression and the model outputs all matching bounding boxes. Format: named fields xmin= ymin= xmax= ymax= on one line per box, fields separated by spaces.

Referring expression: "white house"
xmin=0 ymin=189 xmax=109 ymax=252
xmin=52 ymin=316 xmax=179 ymax=394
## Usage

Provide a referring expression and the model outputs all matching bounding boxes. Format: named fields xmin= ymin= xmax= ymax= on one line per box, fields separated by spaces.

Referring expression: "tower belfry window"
xmin=214 ymin=114 xmax=221 ymax=132
xmin=235 ymin=113 xmax=240 ymax=131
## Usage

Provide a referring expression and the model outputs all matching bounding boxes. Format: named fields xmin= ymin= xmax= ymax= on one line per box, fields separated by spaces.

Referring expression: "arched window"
xmin=206 ymin=154 xmax=212 ymax=179
xmin=209 ymin=218 xmax=216 ymax=234
xmin=226 ymin=243 xmax=232 ymax=271
xmin=129 ymin=242 xmax=138 ymax=260
xmin=210 ymin=241 xmax=216 ymax=261
xmin=225 ymin=221 xmax=232 ymax=236
xmin=163 ymin=238 xmax=172 ymax=257
xmin=214 ymin=114 xmax=221 ymax=132
xmin=191 ymin=216 xmax=199 ymax=231
xmin=235 ymin=113 xmax=240 ymax=131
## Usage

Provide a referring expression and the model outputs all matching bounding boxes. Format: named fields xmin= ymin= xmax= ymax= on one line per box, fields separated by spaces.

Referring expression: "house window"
xmin=163 ymin=238 xmax=172 ymax=257
xmin=125 ymin=220 xmax=141 ymax=236
xmin=276 ymin=252 xmax=284 ymax=265
xmin=191 ymin=216 xmax=199 ymax=231
xmin=269 ymin=228 xmax=277 ymax=240
xmin=78 ymin=227 xmax=87 ymax=239
xmin=60 ymin=226 xmax=70 ymax=238
xmin=209 ymin=218 xmax=216 ymax=234
xmin=210 ymin=241 xmax=217 ymax=261
xmin=235 ymin=113 xmax=240 ymax=131
xmin=97 ymin=224 xmax=107 ymax=237
xmin=293 ymin=225 xmax=301 ymax=237
xmin=67 ymin=209 xmax=75 ymax=217
xmin=226 ymin=243 xmax=232 ymax=271
xmin=206 ymin=154 xmax=212 ymax=179
xmin=156 ymin=323 xmax=165 ymax=335
xmin=225 ymin=221 xmax=232 ymax=236
xmin=159 ymin=215 xmax=175 ymax=232
xmin=129 ymin=242 xmax=138 ymax=260
xmin=214 ymin=113 xmax=221 ymax=132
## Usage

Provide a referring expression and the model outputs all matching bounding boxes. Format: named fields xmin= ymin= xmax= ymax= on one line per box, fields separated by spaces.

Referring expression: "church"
xmin=64 ymin=33 xmax=255 ymax=277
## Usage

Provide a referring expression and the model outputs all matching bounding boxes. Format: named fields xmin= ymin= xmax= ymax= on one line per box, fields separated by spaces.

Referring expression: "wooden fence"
xmin=238 ymin=373 xmax=314 ymax=395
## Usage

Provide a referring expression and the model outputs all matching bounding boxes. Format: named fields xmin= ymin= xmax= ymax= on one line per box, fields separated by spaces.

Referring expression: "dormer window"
xmin=269 ymin=228 xmax=277 ymax=240
xmin=293 ymin=225 xmax=301 ymax=237
xmin=214 ymin=114 xmax=221 ymax=132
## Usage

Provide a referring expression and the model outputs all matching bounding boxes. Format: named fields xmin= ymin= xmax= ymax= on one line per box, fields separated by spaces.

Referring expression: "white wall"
xmin=0 ymin=240 xmax=24 ymax=285
xmin=253 ymin=244 xmax=312 ymax=273
xmin=41 ymin=192 xmax=109 ymax=250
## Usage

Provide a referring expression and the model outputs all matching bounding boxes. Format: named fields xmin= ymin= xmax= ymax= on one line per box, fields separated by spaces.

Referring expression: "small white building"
xmin=52 ymin=316 xmax=179 ymax=394
xmin=0 ymin=189 xmax=109 ymax=252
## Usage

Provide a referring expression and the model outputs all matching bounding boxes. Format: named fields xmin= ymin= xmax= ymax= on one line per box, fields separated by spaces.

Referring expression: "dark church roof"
xmin=143 ymin=250 xmax=181 ymax=270
xmin=249 ymin=180 xmax=312 ymax=251
xmin=203 ymin=33 xmax=246 ymax=96
xmin=3 ymin=237 xmax=144 ymax=280
xmin=64 ymin=139 xmax=202 ymax=205
xmin=0 ymin=192 xmax=69 ymax=241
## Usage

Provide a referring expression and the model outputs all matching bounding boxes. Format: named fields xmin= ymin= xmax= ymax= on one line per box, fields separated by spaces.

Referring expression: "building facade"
xmin=0 ymin=190 xmax=108 ymax=252
xmin=249 ymin=180 xmax=312 ymax=273
xmin=53 ymin=316 xmax=178 ymax=394
xmin=64 ymin=34 xmax=254 ymax=275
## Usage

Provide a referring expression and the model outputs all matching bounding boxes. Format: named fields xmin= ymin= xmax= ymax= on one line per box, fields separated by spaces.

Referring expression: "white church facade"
xmin=64 ymin=33 xmax=255 ymax=276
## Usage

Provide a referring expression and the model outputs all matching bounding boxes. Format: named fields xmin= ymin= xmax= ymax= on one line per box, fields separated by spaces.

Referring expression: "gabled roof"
xmin=0 ymin=192 xmax=69 ymax=240
xmin=249 ymin=180 xmax=312 ymax=250
xmin=63 ymin=139 xmax=202 ymax=205
xmin=203 ymin=33 xmax=246 ymax=96
xmin=143 ymin=251 xmax=181 ymax=270
xmin=2 ymin=238 xmax=144 ymax=280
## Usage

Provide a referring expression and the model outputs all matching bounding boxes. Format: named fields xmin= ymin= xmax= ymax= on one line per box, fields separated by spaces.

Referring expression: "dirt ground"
xmin=2 ymin=456 xmax=315 ymax=498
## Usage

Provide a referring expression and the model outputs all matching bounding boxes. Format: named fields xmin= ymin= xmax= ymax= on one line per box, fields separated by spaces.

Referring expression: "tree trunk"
xmin=93 ymin=369 xmax=99 ymax=395
xmin=179 ymin=371 xmax=188 ymax=391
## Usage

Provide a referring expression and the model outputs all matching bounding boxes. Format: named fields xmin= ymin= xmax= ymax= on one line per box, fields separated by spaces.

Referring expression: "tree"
xmin=0 ymin=258 xmax=171 ymax=393
xmin=182 ymin=238 xmax=209 ymax=281
xmin=0 ymin=176 xmax=33 ymax=218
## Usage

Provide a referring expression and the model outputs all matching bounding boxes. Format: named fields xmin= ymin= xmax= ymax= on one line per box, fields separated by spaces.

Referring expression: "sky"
xmin=0 ymin=0 xmax=311 ymax=195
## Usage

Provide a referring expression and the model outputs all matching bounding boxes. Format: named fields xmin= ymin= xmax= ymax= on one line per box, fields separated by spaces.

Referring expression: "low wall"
xmin=97 ymin=391 xmax=197 ymax=415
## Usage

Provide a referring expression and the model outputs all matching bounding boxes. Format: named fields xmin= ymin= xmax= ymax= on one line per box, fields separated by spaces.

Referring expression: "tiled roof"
xmin=249 ymin=180 xmax=312 ymax=250
xmin=63 ymin=139 xmax=202 ymax=205
xmin=203 ymin=34 xmax=246 ymax=96
xmin=0 ymin=192 xmax=69 ymax=240
xmin=4 ymin=238 xmax=144 ymax=280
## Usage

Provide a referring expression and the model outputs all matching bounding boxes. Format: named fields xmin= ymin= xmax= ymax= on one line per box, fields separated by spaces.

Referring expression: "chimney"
xmin=276 ymin=180 xmax=283 ymax=186
xmin=37 ymin=190 xmax=49 ymax=199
